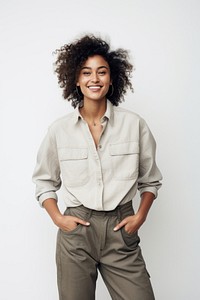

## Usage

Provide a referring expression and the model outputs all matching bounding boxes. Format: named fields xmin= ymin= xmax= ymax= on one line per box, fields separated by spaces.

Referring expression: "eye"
xmin=82 ymin=71 xmax=91 ymax=76
xmin=98 ymin=71 xmax=106 ymax=75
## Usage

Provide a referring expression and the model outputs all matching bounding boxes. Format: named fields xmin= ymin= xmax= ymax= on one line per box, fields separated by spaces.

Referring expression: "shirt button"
xmin=99 ymin=145 xmax=102 ymax=149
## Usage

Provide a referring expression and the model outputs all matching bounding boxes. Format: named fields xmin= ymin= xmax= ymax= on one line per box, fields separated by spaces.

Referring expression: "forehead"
xmin=82 ymin=55 xmax=109 ymax=68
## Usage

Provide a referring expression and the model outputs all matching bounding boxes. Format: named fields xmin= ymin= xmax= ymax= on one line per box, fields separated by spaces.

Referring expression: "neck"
xmin=80 ymin=98 xmax=107 ymax=121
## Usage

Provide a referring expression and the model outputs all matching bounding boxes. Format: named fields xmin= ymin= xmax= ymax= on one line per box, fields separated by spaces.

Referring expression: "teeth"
xmin=88 ymin=86 xmax=101 ymax=90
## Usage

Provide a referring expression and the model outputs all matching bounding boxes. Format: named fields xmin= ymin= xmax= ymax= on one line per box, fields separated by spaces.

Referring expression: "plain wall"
xmin=1 ymin=0 xmax=200 ymax=299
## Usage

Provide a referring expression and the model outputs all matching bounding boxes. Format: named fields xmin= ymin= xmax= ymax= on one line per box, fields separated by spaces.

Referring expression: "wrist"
xmin=135 ymin=211 xmax=147 ymax=224
xmin=53 ymin=214 xmax=63 ymax=226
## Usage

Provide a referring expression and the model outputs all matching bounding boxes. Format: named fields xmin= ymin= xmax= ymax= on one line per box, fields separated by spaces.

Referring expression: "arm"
xmin=32 ymin=128 xmax=61 ymax=207
xmin=114 ymin=118 xmax=162 ymax=233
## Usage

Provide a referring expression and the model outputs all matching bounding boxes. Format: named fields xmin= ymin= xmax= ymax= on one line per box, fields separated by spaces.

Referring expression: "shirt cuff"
xmin=139 ymin=187 xmax=158 ymax=199
xmin=38 ymin=192 xmax=58 ymax=207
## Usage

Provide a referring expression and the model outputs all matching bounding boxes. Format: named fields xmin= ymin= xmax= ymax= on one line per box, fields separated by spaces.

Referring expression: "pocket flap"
xmin=110 ymin=142 xmax=139 ymax=156
xmin=59 ymin=148 xmax=88 ymax=160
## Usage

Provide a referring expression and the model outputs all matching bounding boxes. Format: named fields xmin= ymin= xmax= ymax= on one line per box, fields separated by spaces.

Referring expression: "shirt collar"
xmin=104 ymin=99 xmax=114 ymax=125
xmin=72 ymin=99 xmax=114 ymax=125
xmin=73 ymin=106 xmax=82 ymax=125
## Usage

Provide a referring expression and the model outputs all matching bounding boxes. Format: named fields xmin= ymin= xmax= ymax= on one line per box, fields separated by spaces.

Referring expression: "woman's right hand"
xmin=54 ymin=215 xmax=90 ymax=232
xmin=42 ymin=199 xmax=90 ymax=232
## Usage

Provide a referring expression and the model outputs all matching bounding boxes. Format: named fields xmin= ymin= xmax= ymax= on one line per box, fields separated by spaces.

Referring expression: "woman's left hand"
xmin=113 ymin=213 xmax=145 ymax=234
xmin=114 ymin=192 xmax=155 ymax=234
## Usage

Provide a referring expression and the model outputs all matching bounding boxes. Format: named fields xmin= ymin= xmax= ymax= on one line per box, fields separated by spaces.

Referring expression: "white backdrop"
xmin=1 ymin=0 xmax=200 ymax=299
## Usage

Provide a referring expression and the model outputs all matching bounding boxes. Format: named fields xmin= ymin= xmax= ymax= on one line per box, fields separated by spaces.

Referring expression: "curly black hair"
xmin=54 ymin=34 xmax=134 ymax=108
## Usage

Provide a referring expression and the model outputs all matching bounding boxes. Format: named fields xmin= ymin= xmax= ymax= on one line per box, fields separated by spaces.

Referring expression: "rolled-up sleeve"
xmin=32 ymin=128 xmax=61 ymax=207
xmin=137 ymin=119 xmax=162 ymax=198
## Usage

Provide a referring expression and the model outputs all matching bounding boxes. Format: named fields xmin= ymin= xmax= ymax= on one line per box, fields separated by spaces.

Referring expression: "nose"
xmin=91 ymin=72 xmax=99 ymax=83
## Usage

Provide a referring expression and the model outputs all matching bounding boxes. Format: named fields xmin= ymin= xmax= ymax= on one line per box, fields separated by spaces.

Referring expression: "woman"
xmin=33 ymin=35 xmax=162 ymax=300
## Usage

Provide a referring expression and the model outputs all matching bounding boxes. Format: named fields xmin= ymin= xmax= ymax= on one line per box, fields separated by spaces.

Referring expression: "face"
xmin=76 ymin=55 xmax=112 ymax=102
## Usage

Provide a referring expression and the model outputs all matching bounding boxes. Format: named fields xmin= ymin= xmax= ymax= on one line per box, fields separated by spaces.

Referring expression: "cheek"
xmin=77 ymin=78 xmax=85 ymax=86
xmin=105 ymin=79 xmax=112 ymax=87
xmin=106 ymin=75 xmax=112 ymax=85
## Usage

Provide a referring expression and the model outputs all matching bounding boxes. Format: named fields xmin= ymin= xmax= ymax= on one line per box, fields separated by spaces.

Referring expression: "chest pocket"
xmin=58 ymin=148 xmax=88 ymax=187
xmin=109 ymin=142 xmax=139 ymax=180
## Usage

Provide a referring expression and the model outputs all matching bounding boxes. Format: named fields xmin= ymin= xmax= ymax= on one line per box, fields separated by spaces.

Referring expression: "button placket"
xmin=81 ymin=120 xmax=104 ymax=209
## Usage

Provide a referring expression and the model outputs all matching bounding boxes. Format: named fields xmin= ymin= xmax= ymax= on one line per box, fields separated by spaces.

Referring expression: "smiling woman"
xmin=33 ymin=34 xmax=162 ymax=300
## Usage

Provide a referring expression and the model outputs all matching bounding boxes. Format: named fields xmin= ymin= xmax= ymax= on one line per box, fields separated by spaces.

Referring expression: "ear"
xmin=76 ymin=82 xmax=80 ymax=86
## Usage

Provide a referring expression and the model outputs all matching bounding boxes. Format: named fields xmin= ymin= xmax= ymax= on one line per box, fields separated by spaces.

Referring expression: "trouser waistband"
xmin=69 ymin=200 xmax=134 ymax=219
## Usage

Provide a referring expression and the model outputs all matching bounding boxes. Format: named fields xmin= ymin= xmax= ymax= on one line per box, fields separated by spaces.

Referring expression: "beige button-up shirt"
xmin=33 ymin=100 xmax=162 ymax=210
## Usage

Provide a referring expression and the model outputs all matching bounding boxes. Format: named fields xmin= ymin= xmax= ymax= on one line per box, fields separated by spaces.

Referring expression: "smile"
xmin=88 ymin=86 xmax=102 ymax=91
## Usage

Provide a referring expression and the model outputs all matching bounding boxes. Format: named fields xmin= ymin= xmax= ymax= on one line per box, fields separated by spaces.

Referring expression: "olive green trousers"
xmin=56 ymin=201 xmax=155 ymax=300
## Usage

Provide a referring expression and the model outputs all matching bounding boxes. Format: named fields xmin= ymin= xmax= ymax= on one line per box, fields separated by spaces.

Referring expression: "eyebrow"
xmin=81 ymin=66 xmax=109 ymax=70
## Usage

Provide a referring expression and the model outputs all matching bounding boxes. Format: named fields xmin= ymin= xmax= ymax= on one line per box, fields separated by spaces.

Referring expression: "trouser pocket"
xmin=61 ymin=206 xmax=90 ymax=235
xmin=118 ymin=203 xmax=140 ymax=249
xmin=121 ymin=227 xmax=140 ymax=248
